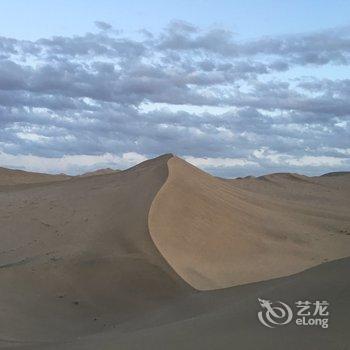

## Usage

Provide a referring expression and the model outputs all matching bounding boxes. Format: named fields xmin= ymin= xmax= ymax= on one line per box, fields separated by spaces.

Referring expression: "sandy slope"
xmin=29 ymin=257 xmax=350 ymax=350
xmin=0 ymin=154 xmax=190 ymax=345
xmin=0 ymin=154 xmax=349 ymax=349
xmin=149 ymin=156 xmax=350 ymax=290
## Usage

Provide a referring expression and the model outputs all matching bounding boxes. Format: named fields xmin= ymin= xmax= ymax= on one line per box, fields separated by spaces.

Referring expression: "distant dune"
xmin=0 ymin=154 xmax=349 ymax=349
xmin=79 ymin=168 xmax=120 ymax=177
xmin=0 ymin=167 xmax=121 ymax=186
xmin=0 ymin=167 xmax=71 ymax=185
xmin=320 ymin=171 xmax=350 ymax=177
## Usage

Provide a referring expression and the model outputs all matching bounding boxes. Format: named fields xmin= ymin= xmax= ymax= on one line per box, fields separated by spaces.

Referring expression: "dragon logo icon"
xmin=258 ymin=298 xmax=293 ymax=328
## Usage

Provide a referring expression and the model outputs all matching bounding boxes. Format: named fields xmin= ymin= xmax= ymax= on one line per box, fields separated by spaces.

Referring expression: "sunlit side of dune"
xmin=149 ymin=156 xmax=350 ymax=290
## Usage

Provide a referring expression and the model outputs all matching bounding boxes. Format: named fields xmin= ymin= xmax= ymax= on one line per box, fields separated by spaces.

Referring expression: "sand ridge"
xmin=0 ymin=167 xmax=71 ymax=186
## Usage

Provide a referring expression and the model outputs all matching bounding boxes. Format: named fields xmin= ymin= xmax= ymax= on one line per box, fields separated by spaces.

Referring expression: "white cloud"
xmin=253 ymin=148 xmax=347 ymax=167
xmin=285 ymin=156 xmax=345 ymax=167
xmin=184 ymin=156 xmax=257 ymax=168
xmin=0 ymin=151 xmax=147 ymax=175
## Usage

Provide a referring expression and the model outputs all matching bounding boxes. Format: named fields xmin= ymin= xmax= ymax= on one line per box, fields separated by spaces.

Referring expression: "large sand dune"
xmin=0 ymin=154 xmax=190 ymax=345
xmin=149 ymin=156 xmax=350 ymax=290
xmin=0 ymin=154 xmax=349 ymax=349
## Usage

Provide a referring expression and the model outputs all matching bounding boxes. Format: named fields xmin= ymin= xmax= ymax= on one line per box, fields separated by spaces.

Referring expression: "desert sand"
xmin=0 ymin=154 xmax=349 ymax=349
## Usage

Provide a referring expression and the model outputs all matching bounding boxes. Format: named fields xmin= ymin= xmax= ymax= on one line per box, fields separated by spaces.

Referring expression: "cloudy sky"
xmin=0 ymin=0 xmax=350 ymax=177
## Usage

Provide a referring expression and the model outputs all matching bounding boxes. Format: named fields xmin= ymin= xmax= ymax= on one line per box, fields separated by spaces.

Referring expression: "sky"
xmin=0 ymin=0 xmax=350 ymax=177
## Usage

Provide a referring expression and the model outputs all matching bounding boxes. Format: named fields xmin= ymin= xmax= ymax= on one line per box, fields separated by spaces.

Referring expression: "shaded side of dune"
xmin=149 ymin=156 xmax=350 ymax=290
xmin=0 ymin=154 xmax=192 ymax=344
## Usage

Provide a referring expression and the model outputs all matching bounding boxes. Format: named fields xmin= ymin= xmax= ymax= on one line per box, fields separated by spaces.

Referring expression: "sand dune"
xmin=0 ymin=167 xmax=70 ymax=186
xmin=0 ymin=166 xmax=121 ymax=186
xmin=79 ymin=168 xmax=120 ymax=177
xmin=0 ymin=154 xmax=190 ymax=344
xmin=149 ymin=156 xmax=350 ymax=290
xmin=0 ymin=154 xmax=349 ymax=349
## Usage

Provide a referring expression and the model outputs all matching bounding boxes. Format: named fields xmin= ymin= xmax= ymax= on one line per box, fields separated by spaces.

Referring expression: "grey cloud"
xmin=159 ymin=24 xmax=237 ymax=56
xmin=37 ymin=34 xmax=145 ymax=59
xmin=0 ymin=60 xmax=28 ymax=90
xmin=159 ymin=24 xmax=350 ymax=67
xmin=94 ymin=21 xmax=113 ymax=31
